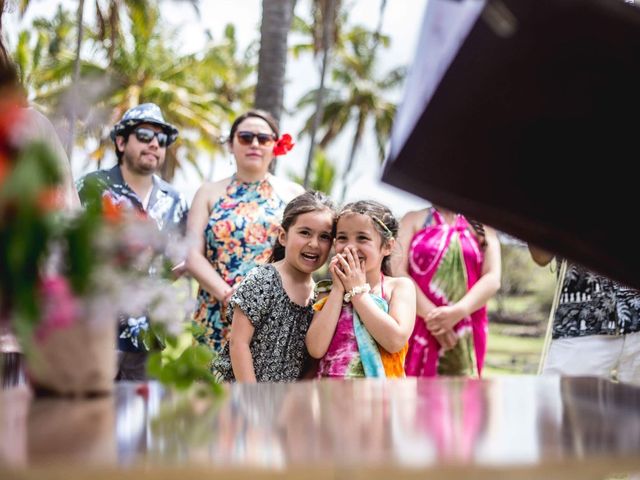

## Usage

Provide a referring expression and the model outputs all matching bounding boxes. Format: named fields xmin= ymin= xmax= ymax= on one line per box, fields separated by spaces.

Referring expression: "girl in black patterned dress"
xmin=213 ymin=191 xmax=336 ymax=382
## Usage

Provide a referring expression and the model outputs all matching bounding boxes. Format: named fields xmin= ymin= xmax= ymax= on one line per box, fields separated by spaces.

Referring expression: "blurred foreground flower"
xmin=0 ymin=94 xmax=215 ymax=395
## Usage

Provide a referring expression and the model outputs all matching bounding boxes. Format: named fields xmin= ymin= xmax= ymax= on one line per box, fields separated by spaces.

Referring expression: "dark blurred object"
xmin=383 ymin=0 xmax=640 ymax=288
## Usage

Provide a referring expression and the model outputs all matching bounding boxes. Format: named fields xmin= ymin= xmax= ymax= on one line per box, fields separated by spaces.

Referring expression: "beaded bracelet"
xmin=343 ymin=283 xmax=371 ymax=303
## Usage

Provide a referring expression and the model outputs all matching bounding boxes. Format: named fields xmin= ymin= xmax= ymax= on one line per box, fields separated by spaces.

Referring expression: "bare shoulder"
xmin=400 ymin=208 xmax=430 ymax=232
xmin=269 ymin=174 xmax=305 ymax=203
xmin=385 ymin=275 xmax=415 ymax=297
xmin=194 ymin=177 xmax=232 ymax=207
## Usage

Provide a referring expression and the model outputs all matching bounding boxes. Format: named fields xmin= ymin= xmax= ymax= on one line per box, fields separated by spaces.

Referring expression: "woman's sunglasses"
xmin=236 ymin=131 xmax=276 ymax=146
xmin=133 ymin=127 xmax=169 ymax=147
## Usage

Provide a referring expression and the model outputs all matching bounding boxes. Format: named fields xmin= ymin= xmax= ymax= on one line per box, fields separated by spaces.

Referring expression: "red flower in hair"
xmin=272 ymin=134 xmax=294 ymax=156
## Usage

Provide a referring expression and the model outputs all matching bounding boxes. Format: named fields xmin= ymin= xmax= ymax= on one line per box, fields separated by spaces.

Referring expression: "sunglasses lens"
xmin=237 ymin=132 xmax=254 ymax=145
xmin=257 ymin=134 xmax=275 ymax=146
xmin=156 ymin=133 xmax=168 ymax=147
xmin=135 ymin=128 xmax=154 ymax=143
xmin=135 ymin=128 xmax=168 ymax=147
xmin=236 ymin=131 xmax=275 ymax=146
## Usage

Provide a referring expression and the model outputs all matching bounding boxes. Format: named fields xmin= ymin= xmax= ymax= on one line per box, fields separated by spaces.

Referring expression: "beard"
xmin=123 ymin=151 xmax=161 ymax=175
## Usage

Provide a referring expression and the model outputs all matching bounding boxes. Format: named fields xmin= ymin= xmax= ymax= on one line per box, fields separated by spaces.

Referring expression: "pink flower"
xmin=35 ymin=276 xmax=78 ymax=344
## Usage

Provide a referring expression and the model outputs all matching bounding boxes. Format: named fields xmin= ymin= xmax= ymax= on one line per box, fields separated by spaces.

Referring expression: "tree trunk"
xmin=255 ymin=0 xmax=296 ymax=173
xmin=339 ymin=115 xmax=365 ymax=204
xmin=64 ymin=0 xmax=85 ymax=159
xmin=303 ymin=0 xmax=335 ymax=190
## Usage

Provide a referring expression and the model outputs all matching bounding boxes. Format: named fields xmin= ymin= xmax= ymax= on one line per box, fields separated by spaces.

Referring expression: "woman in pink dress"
xmin=392 ymin=206 xmax=501 ymax=377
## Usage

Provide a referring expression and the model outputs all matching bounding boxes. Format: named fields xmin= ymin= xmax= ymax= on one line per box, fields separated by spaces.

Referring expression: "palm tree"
xmin=297 ymin=24 xmax=405 ymax=203
xmin=17 ymin=0 xmax=205 ymax=173
xmin=11 ymin=6 xmax=76 ymax=95
xmin=85 ymin=2 xmax=250 ymax=180
xmin=14 ymin=1 xmax=254 ymax=182
xmin=255 ymin=0 xmax=297 ymax=173
xmin=291 ymin=0 xmax=343 ymax=189
xmin=255 ymin=0 xmax=297 ymax=123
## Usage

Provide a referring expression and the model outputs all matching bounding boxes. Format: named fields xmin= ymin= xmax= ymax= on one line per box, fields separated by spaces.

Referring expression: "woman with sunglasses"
xmin=187 ymin=110 xmax=305 ymax=353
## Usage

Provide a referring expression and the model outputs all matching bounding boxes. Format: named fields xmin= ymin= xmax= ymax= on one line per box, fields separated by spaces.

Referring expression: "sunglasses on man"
xmin=133 ymin=127 xmax=170 ymax=147
xmin=236 ymin=131 xmax=277 ymax=146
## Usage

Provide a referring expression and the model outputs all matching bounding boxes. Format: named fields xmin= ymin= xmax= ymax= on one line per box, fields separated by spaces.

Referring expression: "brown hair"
xmin=229 ymin=109 xmax=280 ymax=144
xmin=269 ymin=190 xmax=337 ymax=263
xmin=337 ymin=200 xmax=399 ymax=276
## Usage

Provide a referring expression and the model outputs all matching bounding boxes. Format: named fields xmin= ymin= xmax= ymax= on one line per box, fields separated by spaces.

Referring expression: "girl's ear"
xmin=381 ymin=237 xmax=396 ymax=257
xmin=278 ymin=226 xmax=287 ymax=248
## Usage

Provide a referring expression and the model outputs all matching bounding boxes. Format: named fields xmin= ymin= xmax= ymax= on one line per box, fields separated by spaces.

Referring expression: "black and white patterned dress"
xmin=212 ymin=264 xmax=314 ymax=382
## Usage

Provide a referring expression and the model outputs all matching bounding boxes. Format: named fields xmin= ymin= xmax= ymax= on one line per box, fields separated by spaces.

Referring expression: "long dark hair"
xmin=269 ymin=190 xmax=336 ymax=263
xmin=337 ymin=200 xmax=399 ymax=276
xmin=228 ymin=109 xmax=280 ymax=144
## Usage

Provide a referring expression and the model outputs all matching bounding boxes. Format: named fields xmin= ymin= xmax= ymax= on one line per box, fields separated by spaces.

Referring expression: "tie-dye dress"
xmin=193 ymin=175 xmax=285 ymax=352
xmin=316 ymin=277 xmax=407 ymax=378
xmin=404 ymin=208 xmax=487 ymax=377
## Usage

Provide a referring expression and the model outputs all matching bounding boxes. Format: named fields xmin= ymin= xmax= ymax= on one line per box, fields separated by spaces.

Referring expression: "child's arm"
xmin=338 ymin=247 xmax=416 ymax=353
xmin=305 ymin=257 xmax=345 ymax=359
xmin=229 ymin=306 xmax=257 ymax=383
xmin=427 ymin=226 xmax=502 ymax=335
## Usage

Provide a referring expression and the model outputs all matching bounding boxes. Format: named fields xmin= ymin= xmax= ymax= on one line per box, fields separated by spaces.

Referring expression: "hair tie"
xmin=273 ymin=134 xmax=294 ymax=156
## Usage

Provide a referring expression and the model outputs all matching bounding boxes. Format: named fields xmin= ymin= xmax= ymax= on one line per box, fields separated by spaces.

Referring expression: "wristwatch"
xmin=343 ymin=283 xmax=371 ymax=303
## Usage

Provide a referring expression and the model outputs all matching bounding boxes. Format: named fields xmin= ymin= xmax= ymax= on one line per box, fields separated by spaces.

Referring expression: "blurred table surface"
xmin=1 ymin=376 xmax=639 ymax=480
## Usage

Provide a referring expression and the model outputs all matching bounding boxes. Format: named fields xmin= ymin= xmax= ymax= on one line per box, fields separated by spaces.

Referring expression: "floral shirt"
xmin=553 ymin=263 xmax=640 ymax=339
xmin=212 ymin=264 xmax=314 ymax=382
xmin=192 ymin=175 xmax=285 ymax=352
xmin=77 ymin=165 xmax=188 ymax=352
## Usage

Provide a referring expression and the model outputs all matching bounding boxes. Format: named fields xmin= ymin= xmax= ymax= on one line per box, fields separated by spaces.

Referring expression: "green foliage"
xmin=146 ymin=327 xmax=222 ymax=395
xmin=289 ymin=148 xmax=336 ymax=195
xmin=493 ymin=242 xmax=556 ymax=319
xmin=13 ymin=2 xmax=256 ymax=181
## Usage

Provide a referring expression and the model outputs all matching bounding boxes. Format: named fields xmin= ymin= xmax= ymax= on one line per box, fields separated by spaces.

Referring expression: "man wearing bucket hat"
xmin=77 ymin=103 xmax=189 ymax=381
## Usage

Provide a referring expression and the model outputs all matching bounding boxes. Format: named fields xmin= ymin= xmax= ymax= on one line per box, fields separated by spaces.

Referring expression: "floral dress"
xmin=193 ymin=175 xmax=286 ymax=352
xmin=404 ymin=208 xmax=488 ymax=377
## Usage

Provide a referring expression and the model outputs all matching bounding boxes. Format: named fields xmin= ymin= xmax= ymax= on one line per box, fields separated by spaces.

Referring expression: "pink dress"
xmin=404 ymin=208 xmax=488 ymax=377
xmin=316 ymin=277 xmax=407 ymax=378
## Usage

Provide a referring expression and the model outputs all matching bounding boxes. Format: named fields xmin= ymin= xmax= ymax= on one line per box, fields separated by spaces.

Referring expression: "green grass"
xmin=489 ymin=293 xmax=539 ymax=315
xmin=484 ymin=323 xmax=544 ymax=376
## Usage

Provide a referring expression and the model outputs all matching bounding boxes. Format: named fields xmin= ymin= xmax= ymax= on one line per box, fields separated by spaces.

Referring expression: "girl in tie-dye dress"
xmin=187 ymin=110 xmax=304 ymax=352
xmin=306 ymin=201 xmax=416 ymax=378
xmin=393 ymin=207 xmax=501 ymax=377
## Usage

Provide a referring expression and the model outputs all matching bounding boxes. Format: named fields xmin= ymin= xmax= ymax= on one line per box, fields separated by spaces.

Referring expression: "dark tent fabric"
xmin=382 ymin=0 xmax=640 ymax=288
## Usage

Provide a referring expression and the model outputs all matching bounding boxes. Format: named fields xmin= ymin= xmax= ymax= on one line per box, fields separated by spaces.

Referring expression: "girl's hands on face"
xmin=334 ymin=245 xmax=367 ymax=293
xmin=329 ymin=255 xmax=345 ymax=293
